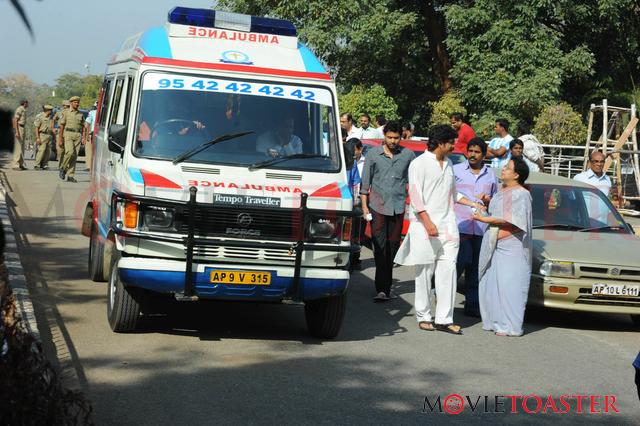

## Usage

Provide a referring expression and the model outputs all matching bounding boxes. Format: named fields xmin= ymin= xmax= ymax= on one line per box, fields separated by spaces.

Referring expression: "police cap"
xmin=44 ymin=104 xmax=54 ymax=110
xmin=69 ymin=96 xmax=81 ymax=102
xmin=62 ymin=100 xmax=71 ymax=106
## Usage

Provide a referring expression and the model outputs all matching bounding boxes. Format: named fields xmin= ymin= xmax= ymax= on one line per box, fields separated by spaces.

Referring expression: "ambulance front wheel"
xmin=304 ymin=292 xmax=347 ymax=339
xmin=107 ymin=251 xmax=141 ymax=332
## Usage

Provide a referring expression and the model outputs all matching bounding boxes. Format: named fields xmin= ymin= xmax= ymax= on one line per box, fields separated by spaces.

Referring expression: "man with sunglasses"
xmin=573 ymin=151 xmax=611 ymax=196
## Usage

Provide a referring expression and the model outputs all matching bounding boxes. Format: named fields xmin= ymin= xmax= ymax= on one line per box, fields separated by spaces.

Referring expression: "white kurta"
xmin=394 ymin=151 xmax=462 ymax=265
xmin=394 ymin=151 xmax=463 ymax=325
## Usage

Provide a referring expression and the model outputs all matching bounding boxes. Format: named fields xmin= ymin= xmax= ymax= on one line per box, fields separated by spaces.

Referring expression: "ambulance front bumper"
xmin=117 ymin=257 xmax=350 ymax=301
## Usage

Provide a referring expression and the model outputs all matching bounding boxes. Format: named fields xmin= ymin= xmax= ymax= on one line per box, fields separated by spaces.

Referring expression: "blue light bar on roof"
xmin=168 ymin=7 xmax=297 ymax=37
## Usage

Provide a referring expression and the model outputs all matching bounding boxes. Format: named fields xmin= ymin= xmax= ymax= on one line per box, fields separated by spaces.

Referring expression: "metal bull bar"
xmin=110 ymin=188 xmax=358 ymax=301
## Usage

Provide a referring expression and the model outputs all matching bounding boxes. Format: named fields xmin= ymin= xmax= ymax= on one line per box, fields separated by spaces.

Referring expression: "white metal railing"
xmin=539 ymin=143 xmax=640 ymax=200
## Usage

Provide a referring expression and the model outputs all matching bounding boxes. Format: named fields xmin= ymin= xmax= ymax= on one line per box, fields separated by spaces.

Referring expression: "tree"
xmin=51 ymin=73 xmax=102 ymax=109
xmin=428 ymin=90 xmax=466 ymax=127
xmin=0 ymin=74 xmax=53 ymax=143
xmin=338 ymin=84 xmax=399 ymax=121
xmin=217 ymin=0 xmax=455 ymax=130
xmin=556 ymin=0 xmax=640 ymax=111
xmin=444 ymin=0 xmax=595 ymax=123
xmin=533 ymin=102 xmax=586 ymax=146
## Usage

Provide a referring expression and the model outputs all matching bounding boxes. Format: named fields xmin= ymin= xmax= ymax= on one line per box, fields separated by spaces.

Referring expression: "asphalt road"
xmin=4 ymin=154 xmax=640 ymax=425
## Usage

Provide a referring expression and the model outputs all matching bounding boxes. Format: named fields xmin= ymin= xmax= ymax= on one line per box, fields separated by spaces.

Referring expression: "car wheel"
xmin=631 ymin=315 xmax=640 ymax=327
xmin=88 ymin=222 xmax=106 ymax=282
xmin=107 ymin=251 xmax=141 ymax=332
xmin=304 ymin=292 xmax=347 ymax=339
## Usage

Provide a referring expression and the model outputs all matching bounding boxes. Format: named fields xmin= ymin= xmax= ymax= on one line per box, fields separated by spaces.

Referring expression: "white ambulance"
xmin=82 ymin=7 xmax=355 ymax=338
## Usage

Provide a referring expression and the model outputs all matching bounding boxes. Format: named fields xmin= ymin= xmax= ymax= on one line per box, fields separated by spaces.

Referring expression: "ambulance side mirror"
xmin=108 ymin=124 xmax=127 ymax=154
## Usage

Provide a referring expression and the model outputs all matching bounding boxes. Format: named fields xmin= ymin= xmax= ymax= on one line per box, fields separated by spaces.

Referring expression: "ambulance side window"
xmin=110 ymin=78 xmax=125 ymax=125
xmin=98 ymin=78 xmax=113 ymax=128
xmin=123 ymin=76 xmax=133 ymax=125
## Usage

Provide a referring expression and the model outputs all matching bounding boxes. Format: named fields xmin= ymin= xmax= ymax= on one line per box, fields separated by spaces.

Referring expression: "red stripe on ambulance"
xmin=140 ymin=169 xmax=182 ymax=189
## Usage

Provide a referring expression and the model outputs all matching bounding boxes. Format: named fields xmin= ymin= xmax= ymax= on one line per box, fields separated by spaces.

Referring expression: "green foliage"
xmin=338 ymin=85 xmax=398 ymax=121
xmin=218 ymin=0 xmax=639 ymax=129
xmin=533 ymin=102 xmax=587 ymax=146
xmin=217 ymin=0 xmax=442 ymax=130
xmin=53 ymin=73 xmax=101 ymax=109
xmin=470 ymin=112 xmax=518 ymax=140
xmin=0 ymin=73 xmax=102 ymax=142
xmin=445 ymin=0 xmax=595 ymax=122
xmin=0 ymin=74 xmax=56 ymax=142
xmin=428 ymin=90 xmax=466 ymax=127
xmin=562 ymin=0 xmax=640 ymax=110
xmin=0 ymin=75 xmax=53 ymax=110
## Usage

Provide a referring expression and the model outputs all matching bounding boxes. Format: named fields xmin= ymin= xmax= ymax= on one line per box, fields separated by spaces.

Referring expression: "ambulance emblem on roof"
xmin=220 ymin=50 xmax=253 ymax=65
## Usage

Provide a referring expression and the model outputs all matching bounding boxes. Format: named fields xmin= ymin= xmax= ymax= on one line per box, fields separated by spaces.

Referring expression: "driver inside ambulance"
xmin=256 ymin=116 xmax=302 ymax=158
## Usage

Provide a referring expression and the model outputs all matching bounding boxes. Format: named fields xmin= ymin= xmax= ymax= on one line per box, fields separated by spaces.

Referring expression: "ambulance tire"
xmin=88 ymin=222 xmax=106 ymax=282
xmin=304 ymin=292 xmax=347 ymax=339
xmin=107 ymin=251 xmax=141 ymax=332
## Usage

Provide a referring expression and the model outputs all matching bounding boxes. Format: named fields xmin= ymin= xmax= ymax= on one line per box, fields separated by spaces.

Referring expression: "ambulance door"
xmin=105 ymin=75 xmax=133 ymax=218
xmin=95 ymin=76 xmax=114 ymax=228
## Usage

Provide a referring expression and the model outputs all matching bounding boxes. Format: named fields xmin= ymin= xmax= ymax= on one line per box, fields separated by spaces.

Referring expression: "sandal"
xmin=435 ymin=323 xmax=463 ymax=335
xmin=418 ymin=321 xmax=435 ymax=331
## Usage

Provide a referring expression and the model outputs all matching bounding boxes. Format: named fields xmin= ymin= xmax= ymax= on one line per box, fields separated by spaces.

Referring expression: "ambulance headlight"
xmin=308 ymin=216 xmax=343 ymax=242
xmin=142 ymin=206 xmax=175 ymax=230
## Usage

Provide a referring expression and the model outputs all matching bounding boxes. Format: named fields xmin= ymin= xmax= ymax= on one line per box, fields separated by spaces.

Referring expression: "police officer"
xmin=33 ymin=105 xmax=54 ymax=170
xmin=12 ymin=99 xmax=29 ymax=170
xmin=53 ymin=100 xmax=70 ymax=171
xmin=58 ymin=96 xmax=86 ymax=182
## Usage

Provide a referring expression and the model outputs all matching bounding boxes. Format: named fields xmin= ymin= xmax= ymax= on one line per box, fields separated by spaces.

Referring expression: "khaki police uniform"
xmin=60 ymin=99 xmax=86 ymax=178
xmin=34 ymin=107 xmax=54 ymax=169
xmin=12 ymin=104 xmax=27 ymax=168
xmin=53 ymin=102 xmax=69 ymax=169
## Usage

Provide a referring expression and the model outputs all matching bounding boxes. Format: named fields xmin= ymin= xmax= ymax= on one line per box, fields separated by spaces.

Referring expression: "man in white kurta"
xmin=395 ymin=125 xmax=481 ymax=333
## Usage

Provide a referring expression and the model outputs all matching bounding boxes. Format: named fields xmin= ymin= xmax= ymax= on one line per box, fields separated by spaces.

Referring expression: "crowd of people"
xmin=343 ymin=111 xmax=621 ymax=336
xmin=341 ymin=113 xmax=552 ymax=337
xmin=10 ymin=97 xmax=97 ymax=182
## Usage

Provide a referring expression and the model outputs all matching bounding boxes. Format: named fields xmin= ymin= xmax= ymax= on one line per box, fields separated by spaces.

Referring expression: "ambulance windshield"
xmin=134 ymin=72 xmax=341 ymax=172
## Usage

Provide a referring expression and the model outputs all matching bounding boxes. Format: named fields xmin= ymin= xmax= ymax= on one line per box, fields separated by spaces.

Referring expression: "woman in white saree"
xmin=473 ymin=157 xmax=532 ymax=336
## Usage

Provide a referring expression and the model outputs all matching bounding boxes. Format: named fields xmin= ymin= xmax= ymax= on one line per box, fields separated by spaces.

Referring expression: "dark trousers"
xmin=370 ymin=209 xmax=404 ymax=295
xmin=456 ymin=233 xmax=484 ymax=315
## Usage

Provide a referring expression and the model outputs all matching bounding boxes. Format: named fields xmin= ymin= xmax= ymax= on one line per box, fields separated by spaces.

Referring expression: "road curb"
xmin=0 ymin=182 xmax=40 ymax=340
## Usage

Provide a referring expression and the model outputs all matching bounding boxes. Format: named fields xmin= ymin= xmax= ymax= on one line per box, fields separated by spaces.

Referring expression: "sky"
xmin=0 ymin=0 xmax=217 ymax=85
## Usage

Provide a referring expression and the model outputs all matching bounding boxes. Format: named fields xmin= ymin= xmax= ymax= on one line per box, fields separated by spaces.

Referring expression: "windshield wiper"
xmin=171 ymin=131 xmax=253 ymax=165
xmin=577 ymin=225 xmax=624 ymax=233
xmin=248 ymin=153 xmax=330 ymax=171
xmin=532 ymin=223 xmax=586 ymax=230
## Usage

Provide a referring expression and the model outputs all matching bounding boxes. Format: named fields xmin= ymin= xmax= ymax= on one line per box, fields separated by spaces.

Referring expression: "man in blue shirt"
xmin=84 ymin=102 xmax=97 ymax=172
xmin=486 ymin=118 xmax=513 ymax=169
xmin=573 ymin=151 xmax=611 ymax=196
xmin=453 ymin=138 xmax=498 ymax=316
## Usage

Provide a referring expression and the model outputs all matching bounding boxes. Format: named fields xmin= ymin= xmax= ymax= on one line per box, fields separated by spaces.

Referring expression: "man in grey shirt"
xmin=360 ymin=121 xmax=416 ymax=301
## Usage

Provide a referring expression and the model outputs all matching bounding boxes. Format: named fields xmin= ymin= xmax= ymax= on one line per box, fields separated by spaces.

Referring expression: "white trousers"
xmin=414 ymin=239 xmax=459 ymax=324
